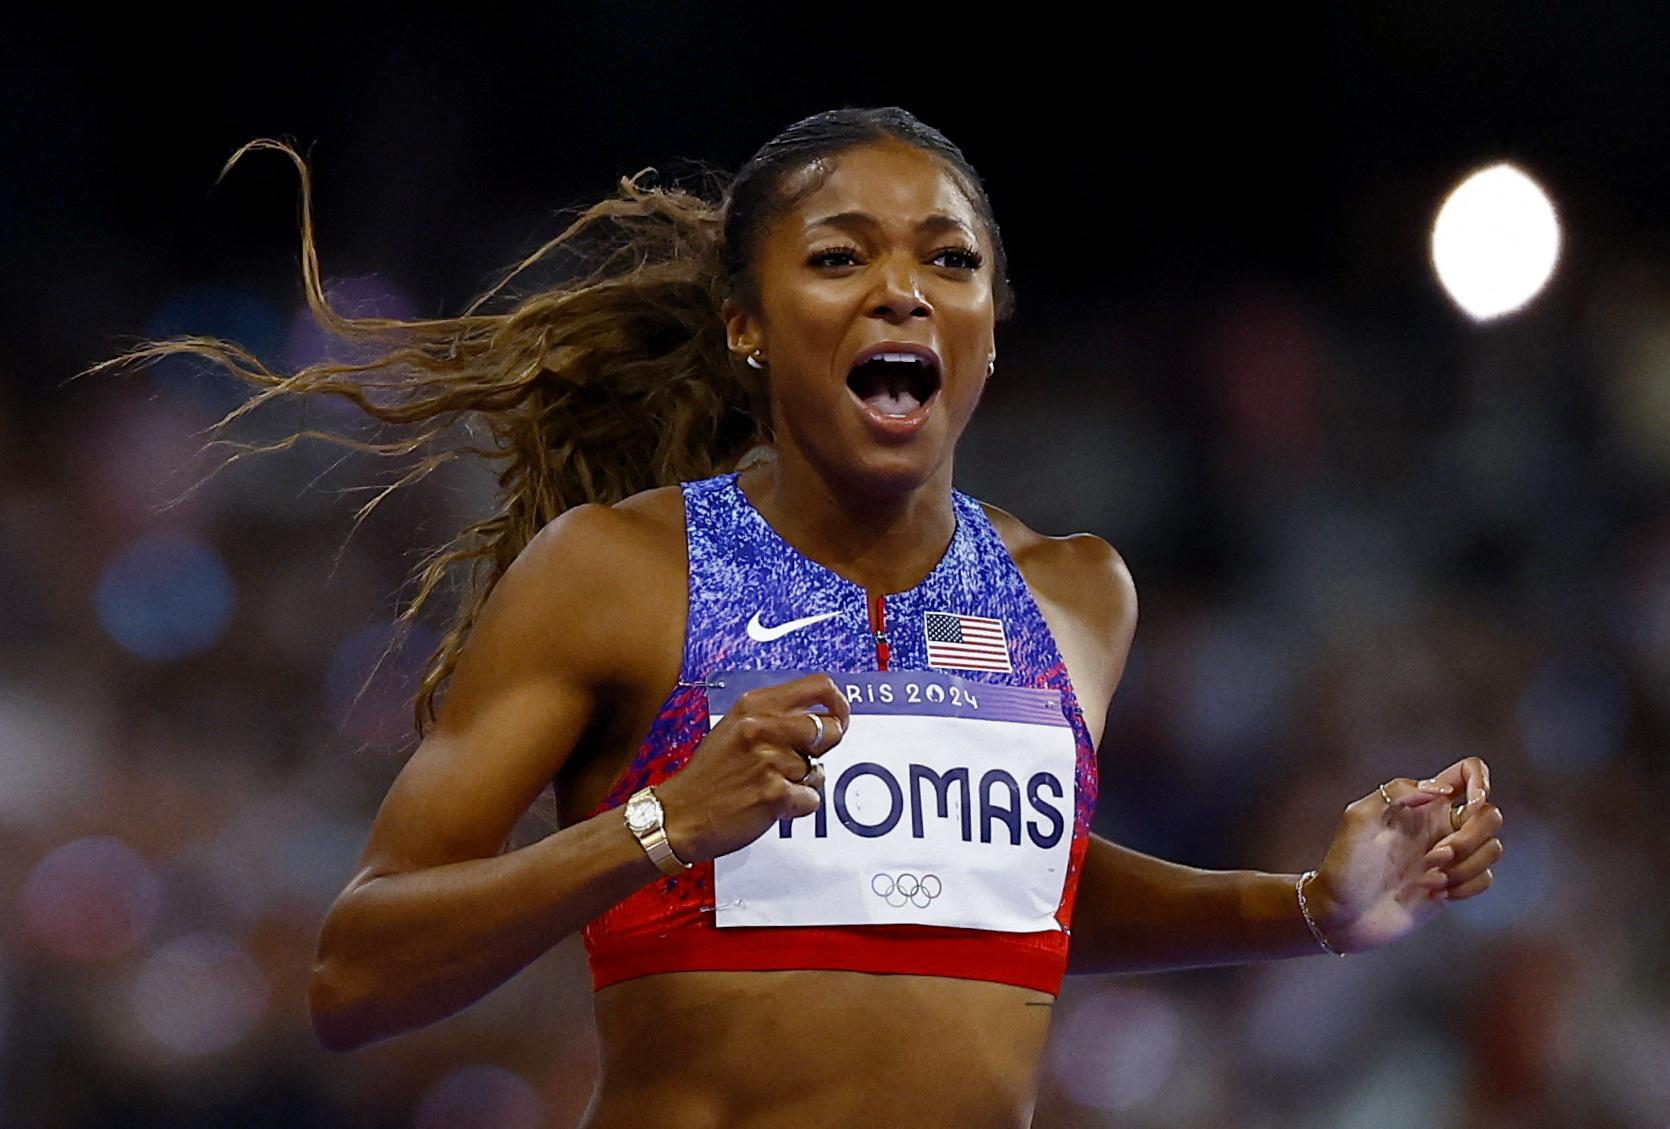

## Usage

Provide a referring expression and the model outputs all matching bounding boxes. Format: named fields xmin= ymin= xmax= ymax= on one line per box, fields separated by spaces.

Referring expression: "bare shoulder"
xmin=976 ymin=499 xmax=1137 ymax=635
xmin=476 ymin=483 xmax=686 ymax=692
xmin=521 ymin=483 xmax=684 ymax=583
xmin=536 ymin=482 xmax=684 ymax=550
xmin=977 ymin=499 xmax=1138 ymax=744
xmin=610 ymin=481 xmax=686 ymax=527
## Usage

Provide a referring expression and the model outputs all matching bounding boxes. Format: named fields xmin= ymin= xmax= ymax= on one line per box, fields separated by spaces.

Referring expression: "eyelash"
xmin=809 ymin=244 xmax=985 ymax=271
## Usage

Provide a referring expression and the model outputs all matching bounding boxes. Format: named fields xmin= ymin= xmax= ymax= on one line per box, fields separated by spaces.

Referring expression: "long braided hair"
xmin=83 ymin=106 xmax=1017 ymax=738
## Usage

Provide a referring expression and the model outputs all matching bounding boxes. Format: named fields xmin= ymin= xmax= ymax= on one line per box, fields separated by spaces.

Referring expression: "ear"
xmin=722 ymin=298 xmax=764 ymax=363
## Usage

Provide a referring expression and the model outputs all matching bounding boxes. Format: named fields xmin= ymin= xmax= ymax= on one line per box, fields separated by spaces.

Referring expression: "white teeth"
xmin=865 ymin=351 xmax=931 ymax=367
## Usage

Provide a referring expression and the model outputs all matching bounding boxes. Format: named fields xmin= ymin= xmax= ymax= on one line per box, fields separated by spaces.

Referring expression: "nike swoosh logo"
xmin=746 ymin=609 xmax=841 ymax=643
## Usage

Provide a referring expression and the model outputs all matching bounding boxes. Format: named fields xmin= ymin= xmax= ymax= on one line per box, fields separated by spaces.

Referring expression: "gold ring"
xmin=1378 ymin=782 xmax=1393 ymax=805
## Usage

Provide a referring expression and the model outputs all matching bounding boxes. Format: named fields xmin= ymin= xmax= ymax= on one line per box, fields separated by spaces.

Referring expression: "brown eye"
xmin=934 ymin=247 xmax=984 ymax=270
xmin=809 ymin=246 xmax=861 ymax=268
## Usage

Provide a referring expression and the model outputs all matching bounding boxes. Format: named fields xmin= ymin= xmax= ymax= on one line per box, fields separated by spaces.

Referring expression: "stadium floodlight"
xmin=1430 ymin=161 xmax=1562 ymax=322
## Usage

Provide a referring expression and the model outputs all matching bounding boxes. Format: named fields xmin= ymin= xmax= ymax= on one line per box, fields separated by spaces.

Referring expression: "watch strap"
xmin=641 ymin=825 xmax=691 ymax=876
xmin=625 ymin=786 xmax=691 ymax=876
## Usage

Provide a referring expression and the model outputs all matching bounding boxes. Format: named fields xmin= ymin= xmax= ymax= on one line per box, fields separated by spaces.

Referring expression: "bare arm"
xmin=307 ymin=503 xmax=665 ymax=1052
xmin=1066 ymin=836 xmax=1325 ymax=975
xmin=1061 ymin=541 xmax=1502 ymax=974
xmin=1068 ymin=785 xmax=1505 ymax=973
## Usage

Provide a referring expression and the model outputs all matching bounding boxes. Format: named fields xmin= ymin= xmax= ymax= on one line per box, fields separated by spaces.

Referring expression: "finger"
xmin=1442 ymin=837 xmax=1504 ymax=887
xmin=1376 ymin=776 xmax=1454 ymax=810
xmin=1459 ymin=756 xmax=1490 ymax=812
xmin=757 ymin=743 xmax=815 ymax=783
xmin=1428 ymin=801 xmax=1503 ymax=860
xmin=780 ymin=774 xmax=823 ymax=818
xmin=729 ymin=708 xmax=838 ymax=768
xmin=1443 ymin=867 xmax=1494 ymax=901
xmin=780 ymin=710 xmax=836 ymax=757
xmin=791 ymin=748 xmax=824 ymax=781
xmin=799 ymin=711 xmax=828 ymax=755
xmin=744 ymin=674 xmax=850 ymax=724
xmin=798 ymin=711 xmax=841 ymax=754
xmin=1422 ymin=757 xmax=1490 ymax=811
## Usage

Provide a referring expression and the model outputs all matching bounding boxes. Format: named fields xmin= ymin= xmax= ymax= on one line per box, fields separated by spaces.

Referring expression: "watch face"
xmin=625 ymin=795 xmax=660 ymax=834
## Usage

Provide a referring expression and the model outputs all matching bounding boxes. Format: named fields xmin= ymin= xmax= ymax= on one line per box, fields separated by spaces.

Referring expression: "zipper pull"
xmin=868 ymin=591 xmax=891 ymax=671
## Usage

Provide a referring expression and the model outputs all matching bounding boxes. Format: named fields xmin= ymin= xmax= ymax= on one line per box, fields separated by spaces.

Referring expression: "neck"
xmin=735 ymin=444 xmax=956 ymax=596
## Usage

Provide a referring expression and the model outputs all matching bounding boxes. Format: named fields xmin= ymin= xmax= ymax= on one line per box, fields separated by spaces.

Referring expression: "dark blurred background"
xmin=2 ymin=5 xmax=1667 ymax=1128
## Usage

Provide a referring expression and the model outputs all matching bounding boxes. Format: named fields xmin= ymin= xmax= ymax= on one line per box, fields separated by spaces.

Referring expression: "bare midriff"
xmin=578 ymin=968 xmax=1056 ymax=1129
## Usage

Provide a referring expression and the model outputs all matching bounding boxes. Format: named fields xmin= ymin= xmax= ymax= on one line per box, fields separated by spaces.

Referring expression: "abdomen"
xmin=582 ymin=968 xmax=1055 ymax=1129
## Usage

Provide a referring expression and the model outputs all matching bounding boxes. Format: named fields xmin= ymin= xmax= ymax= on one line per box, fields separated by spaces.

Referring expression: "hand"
xmin=655 ymin=673 xmax=850 ymax=863
xmin=1305 ymin=756 xmax=1504 ymax=954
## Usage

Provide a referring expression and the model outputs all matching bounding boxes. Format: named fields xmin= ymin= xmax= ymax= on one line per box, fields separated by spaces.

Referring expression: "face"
xmin=723 ymin=138 xmax=997 ymax=494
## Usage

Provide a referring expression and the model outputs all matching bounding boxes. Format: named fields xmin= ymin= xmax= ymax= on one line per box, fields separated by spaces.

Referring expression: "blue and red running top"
xmin=580 ymin=469 xmax=1100 ymax=996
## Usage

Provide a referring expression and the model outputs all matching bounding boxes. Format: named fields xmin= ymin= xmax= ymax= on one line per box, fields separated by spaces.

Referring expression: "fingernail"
xmin=1418 ymin=779 xmax=1452 ymax=794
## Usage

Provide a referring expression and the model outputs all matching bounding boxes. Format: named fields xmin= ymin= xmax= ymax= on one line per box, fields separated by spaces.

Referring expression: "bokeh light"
xmin=1323 ymin=1036 xmax=1464 ymax=1128
xmin=281 ymin=277 xmax=421 ymax=428
xmin=0 ymin=688 xmax=110 ymax=833
xmin=1589 ymin=273 xmax=1670 ymax=478
xmin=413 ymin=1064 xmax=545 ymax=1129
xmin=326 ymin=619 xmax=438 ymax=745
xmin=1430 ymin=161 xmax=1562 ymax=321
xmin=1517 ymin=652 xmax=1628 ymax=777
xmin=145 ymin=285 xmax=283 ymax=417
xmin=282 ymin=276 xmax=419 ymax=373
xmin=1049 ymin=984 xmax=1183 ymax=1114
xmin=1172 ymin=605 xmax=1298 ymax=770
xmin=94 ymin=531 xmax=235 ymax=661
xmin=23 ymin=837 xmax=161 ymax=962
xmin=129 ymin=931 xmax=269 ymax=1057
xmin=207 ymin=788 xmax=368 ymax=917
xmin=1239 ymin=949 xmax=1383 ymax=1072
xmin=1449 ymin=807 xmax=1555 ymax=935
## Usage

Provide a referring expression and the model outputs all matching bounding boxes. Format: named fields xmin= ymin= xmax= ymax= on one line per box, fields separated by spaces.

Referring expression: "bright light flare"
xmin=1430 ymin=162 xmax=1562 ymax=321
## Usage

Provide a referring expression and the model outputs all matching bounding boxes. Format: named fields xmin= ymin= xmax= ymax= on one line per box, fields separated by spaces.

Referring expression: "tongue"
xmin=863 ymin=386 xmax=922 ymax=415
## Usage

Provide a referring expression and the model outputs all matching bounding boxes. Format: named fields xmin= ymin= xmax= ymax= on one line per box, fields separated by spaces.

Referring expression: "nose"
xmin=868 ymin=253 xmax=932 ymax=321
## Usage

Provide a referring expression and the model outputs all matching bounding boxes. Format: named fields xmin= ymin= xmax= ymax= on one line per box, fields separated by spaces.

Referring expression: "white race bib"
xmin=705 ymin=669 xmax=1076 ymax=933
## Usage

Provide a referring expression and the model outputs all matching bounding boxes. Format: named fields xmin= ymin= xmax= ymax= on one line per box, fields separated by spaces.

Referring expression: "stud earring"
xmin=746 ymin=349 xmax=766 ymax=370
xmin=987 ymin=357 xmax=995 ymax=377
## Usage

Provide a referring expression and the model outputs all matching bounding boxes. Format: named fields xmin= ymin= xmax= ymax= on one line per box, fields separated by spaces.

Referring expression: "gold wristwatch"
xmin=624 ymin=785 xmax=691 ymax=876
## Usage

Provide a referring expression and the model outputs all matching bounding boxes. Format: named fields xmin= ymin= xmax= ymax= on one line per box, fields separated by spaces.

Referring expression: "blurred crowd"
xmin=3 ymin=170 xmax=1669 ymax=1129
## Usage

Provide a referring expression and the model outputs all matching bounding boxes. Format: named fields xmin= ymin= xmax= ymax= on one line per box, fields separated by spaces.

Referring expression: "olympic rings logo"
xmin=870 ymin=872 xmax=943 ymax=908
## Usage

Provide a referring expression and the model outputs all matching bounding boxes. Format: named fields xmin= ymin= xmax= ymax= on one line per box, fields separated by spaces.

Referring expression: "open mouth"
xmin=844 ymin=353 xmax=942 ymax=417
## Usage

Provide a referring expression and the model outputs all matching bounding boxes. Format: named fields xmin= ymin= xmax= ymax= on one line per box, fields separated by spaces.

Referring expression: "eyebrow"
xmin=803 ymin=211 xmax=976 ymax=239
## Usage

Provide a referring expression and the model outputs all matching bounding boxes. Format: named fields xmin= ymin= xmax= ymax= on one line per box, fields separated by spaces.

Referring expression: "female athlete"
xmin=91 ymin=106 xmax=1505 ymax=1128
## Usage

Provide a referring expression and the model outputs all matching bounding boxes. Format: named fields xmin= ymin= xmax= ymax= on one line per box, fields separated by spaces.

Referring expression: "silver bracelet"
xmin=1296 ymin=869 xmax=1346 ymax=957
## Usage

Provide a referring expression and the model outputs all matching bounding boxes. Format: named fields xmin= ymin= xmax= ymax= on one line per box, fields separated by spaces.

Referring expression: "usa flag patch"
xmin=924 ymin=610 xmax=1013 ymax=673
